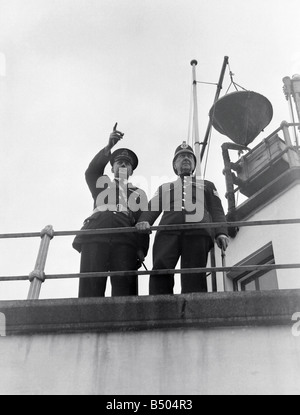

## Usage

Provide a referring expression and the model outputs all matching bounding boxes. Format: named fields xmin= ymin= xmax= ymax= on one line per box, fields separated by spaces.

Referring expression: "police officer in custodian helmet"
xmin=136 ymin=142 xmax=229 ymax=295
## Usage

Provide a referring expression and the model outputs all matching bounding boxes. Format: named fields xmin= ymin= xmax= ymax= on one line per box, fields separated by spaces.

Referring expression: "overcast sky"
xmin=0 ymin=0 xmax=299 ymax=299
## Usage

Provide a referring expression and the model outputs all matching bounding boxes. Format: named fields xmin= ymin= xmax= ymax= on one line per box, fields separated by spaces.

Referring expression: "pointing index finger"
xmin=113 ymin=122 xmax=118 ymax=131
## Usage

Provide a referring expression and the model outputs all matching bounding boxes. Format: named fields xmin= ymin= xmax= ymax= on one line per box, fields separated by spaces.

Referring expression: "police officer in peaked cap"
xmin=73 ymin=124 xmax=149 ymax=297
xmin=110 ymin=148 xmax=139 ymax=171
xmin=136 ymin=141 xmax=229 ymax=295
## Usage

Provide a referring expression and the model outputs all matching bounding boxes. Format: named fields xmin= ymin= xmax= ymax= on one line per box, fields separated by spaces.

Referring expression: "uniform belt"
xmin=92 ymin=204 xmax=130 ymax=216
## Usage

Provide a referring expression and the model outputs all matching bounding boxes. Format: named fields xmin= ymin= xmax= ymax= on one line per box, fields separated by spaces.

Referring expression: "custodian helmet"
xmin=172 ymin=141 xmax=197 ymax=174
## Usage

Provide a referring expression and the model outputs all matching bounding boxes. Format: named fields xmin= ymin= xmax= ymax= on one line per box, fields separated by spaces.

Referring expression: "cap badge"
xmin=181 ymin=141 xmax=188 ymax=149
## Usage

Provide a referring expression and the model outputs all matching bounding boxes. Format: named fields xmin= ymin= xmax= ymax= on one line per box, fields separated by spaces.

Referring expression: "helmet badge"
xmin=181 ymin=141 xmax=189 ymax=149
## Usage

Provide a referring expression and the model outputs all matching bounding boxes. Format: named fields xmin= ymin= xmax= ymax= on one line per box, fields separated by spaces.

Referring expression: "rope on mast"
xmin=202 ymin=58 xmax=250 ymax=178
xmin=190 ymin=60 xmax=202 ymax=179
xmin=203 ymin=79 xmax=221 ymax=178
xmin=187 ymin=81 xmax=194 ymax=146
xmin=200 ymin=56 xmax=229 ymax=162
xmin=226 ymin=62 xmax=248 ymax=94
xmin=187 ymin=57 xmax=247 ymax=178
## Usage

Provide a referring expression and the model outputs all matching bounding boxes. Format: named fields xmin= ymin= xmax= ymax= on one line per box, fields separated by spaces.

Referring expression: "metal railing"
xmin=0 ymin=218 xmax=300 ymax=300
xmin=229 ymin=122 xmax=300 ymax=196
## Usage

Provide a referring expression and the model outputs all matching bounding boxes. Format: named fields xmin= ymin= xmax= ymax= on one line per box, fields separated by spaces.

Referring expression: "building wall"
xmin=0 ymin=325 xmax=299 ymax=395
xmin=224 ymin=183 xmax=300 ymax=290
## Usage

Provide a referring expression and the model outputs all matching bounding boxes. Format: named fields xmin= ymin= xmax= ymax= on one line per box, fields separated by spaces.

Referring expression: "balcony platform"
xmin=1 ymin=289 xmax=300 ymax=336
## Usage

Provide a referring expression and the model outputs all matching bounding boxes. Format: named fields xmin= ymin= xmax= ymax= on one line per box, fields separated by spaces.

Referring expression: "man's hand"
xmin=137 ymin=250 xmax=145 ymax=263
xmin=135 ymin=221 xmax=152 ymax=234
xmin=216 ymin=234 xmax=230 ymax=251
xmin=136 ymin=250 xmax=145 ymax=269
xmin=108 ymin=122 xmax=124 ymax=150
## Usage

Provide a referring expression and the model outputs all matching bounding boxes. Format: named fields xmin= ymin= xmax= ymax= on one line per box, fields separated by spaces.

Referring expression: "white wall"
xmin=225 ymin=183 xmax=300 ymax=290
xmin=0 ymin=326 xmax=299 ymax=395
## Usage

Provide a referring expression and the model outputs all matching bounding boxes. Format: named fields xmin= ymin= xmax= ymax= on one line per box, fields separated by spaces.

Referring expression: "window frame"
xmin=227 ymin=242 xmax=278 ymax=292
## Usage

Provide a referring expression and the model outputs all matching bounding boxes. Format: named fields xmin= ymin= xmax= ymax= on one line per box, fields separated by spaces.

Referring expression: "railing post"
xmin=221 ymin=248 xmax=227 ymax=292
xmin=281 ymin=121 xmax=294 ymax=147
xmin=27 ymin=225 xmax=54 ymax=300
xmin=281 ymin=121 xmax=300 ymax=166
xmin=210 ymin=246 xmax=217 ymax=292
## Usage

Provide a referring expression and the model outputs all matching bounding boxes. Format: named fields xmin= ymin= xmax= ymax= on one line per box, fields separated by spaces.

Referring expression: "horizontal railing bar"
xmin=1 ymin=218 xmax=300 ymax=239
xmin=0 ymin=232 xmax=43 ymax=239
xmin=54 ymin=219 xmax=300 ymax=236
xmin=1 ymin=263 xmax=300 ymax=282
xmin=264 ymin=126 xmax=284 ymax=141
xmin=0 ymin=276 xmax=31 ymax=282
xmin=258 ymin=122 xmax=300 ymax=143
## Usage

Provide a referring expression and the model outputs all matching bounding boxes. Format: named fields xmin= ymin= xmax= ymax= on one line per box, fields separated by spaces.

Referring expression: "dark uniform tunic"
xmin=73 ymin=148 xmax=149 ymax=297
xmin=138 ymin=176 xmax=228 ymax=294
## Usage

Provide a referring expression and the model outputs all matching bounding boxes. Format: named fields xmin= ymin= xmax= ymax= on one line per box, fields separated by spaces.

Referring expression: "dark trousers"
xmin=79 ymin=241 xmax=138 ymax=297
xmin=150 ymin=233 xmax=212 ymax=295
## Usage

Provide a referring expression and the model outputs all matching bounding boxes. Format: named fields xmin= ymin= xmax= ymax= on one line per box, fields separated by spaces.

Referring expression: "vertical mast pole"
xmin=190 ymin=60 xmax=202 ymax=178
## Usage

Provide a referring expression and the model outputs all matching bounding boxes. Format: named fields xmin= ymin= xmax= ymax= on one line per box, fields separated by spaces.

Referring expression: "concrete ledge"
xmin=0 ymin=289 xmax=300 ymax=335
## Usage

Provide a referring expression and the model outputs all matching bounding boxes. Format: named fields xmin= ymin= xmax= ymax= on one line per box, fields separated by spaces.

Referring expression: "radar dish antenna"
xmin=209 ymin=91 xmax=273 ymax=147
